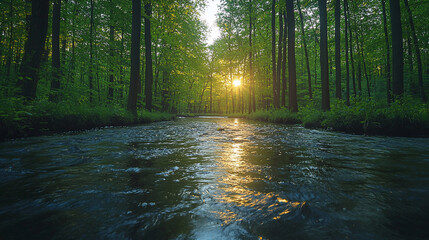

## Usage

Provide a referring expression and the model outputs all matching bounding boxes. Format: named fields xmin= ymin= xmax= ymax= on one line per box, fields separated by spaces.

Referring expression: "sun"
xmin=233 ymin=79 xmax=241 ymax=87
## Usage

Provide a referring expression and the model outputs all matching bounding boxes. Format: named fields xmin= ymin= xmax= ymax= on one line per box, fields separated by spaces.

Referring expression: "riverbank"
xmin=225 ymin=99 xmax=429 ymax=137
xmin=0 ymin=99 xmax=175 ymax=140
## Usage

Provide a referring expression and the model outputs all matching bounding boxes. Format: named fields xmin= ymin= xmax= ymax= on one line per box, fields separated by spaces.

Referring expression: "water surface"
xmin=1 ymin=117 xmax=429 ymax=239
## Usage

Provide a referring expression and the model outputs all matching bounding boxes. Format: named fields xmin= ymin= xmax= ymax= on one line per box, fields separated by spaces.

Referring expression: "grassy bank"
xmin=0 ymin=98 xmax=175 ymax=140
xmin=244 ymin=98 xmax=429 ymax=137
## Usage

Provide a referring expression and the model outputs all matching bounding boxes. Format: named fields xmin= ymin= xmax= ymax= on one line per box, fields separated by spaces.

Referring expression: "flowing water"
xmin=1 ymin=117 xmax=429 ymax=239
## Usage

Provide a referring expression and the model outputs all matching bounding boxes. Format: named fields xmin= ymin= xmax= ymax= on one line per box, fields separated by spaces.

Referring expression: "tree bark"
xmin=390 ymin=0 xmax=404 ymax=97
xmin=127 ymin=0 xmax=141 ymax=115
xmin=144 ymin=0 xmax=154 ymax=111
xmin=17 ymin=0 xmax=49 ymax=100
xmin=403 ymin=0 xmax=426 ymax=102
xmin=277 ymin=6 xmax=283 ymax=107
xmin=248 ymin=0 xmax=253 ymax=113
xmin=347 ymin=3 xmax=356 ymax=97
xmin=89 ymin=0 xmax=94 ymax=103
xmin=287 ymin=0 xmax=297 ymax=112
xmin=50 ymin=0 xmax=61 ymax=101
xmin=108 ymin=0 xmax=115 ymax=102
xmin=297 ymin=0 xmax=312 ymax=100
xmin=344 ymin=0 xmax=350 ymax=105
xmin=381 ymin=0 xmax=391 ymax=104
xmin=271 ymin=0 xmax=278 ymax=108
xmin=334 ymin=0 xmax=341 ymax=99
xmin=281 ymin=10 xmax=287 ymax=106
xmin=319 ymin=0 xmax=330 ymax=111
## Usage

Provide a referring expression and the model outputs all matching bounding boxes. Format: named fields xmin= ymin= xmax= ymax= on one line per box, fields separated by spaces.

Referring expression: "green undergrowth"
xmin=0 ymin=98 xmax=175 ymax=140
xmin=241 ymin=98 xmax=429 ymax=137
xmin=247 ymin=109 xmax=301 ymax=124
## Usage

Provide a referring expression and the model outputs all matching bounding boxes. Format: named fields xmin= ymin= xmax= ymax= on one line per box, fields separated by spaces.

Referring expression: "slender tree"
xmin=381 ymin=0 xmax=392 ymax=103
xmin=89 ymin=0 xmax=94 ymax=102
xmin=403 ymin=0 xmax=426 ymax=102
xmin=347 ymin=3 xmax=356 ymax=97
xmin=334 ymin=0 xmax=341 ymax=99
xmin=319 ymin=0 xmax=330 ymax=111
xmin=127 ymin=0 xmax=141 ymax=115
xmin=144 ymin=0 xmax=154 ymax=111
xmin=287 ymin=0 xmax=297 ymax=112
xmin=276 ymin=5 xmax=283 ymax=107
xmin=50 ymin=0 xmax=61 ymax=101
xmin=108 ymin=0 xmax=115 ymax=102
xmin=17 ymin=0 xmax=50 ymax=100
xmin=390 ymin=0 xmax=404 ymax=97
xmin=271 ymin=0 xmax=278 ymax=108
xmin=281 ymin=10 xmax=287 ymax=106
xmin=248 ymin=0 xmax=253 ymax=113
xmin=296 ymin=0 xmax=311 ymax=100
xmin=344 ymin=0 xmax=350 ymax=105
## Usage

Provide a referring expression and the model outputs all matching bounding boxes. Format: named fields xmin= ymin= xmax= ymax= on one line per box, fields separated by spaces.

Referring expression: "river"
xmin=1 ymin=117 xmax=429 ymax=239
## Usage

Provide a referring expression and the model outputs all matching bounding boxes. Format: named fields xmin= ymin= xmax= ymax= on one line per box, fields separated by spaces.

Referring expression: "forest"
xmin=2 ymin=1 xmax=429 ymax=239
xmin=1 ymin=0 xmax=429 ymax=138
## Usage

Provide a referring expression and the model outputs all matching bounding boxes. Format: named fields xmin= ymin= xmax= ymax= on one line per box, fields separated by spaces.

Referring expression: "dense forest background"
xmin=0 ymin=0 xmax=428 ymax=137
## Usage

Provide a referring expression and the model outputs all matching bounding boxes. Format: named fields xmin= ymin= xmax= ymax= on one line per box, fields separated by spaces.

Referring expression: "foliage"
xmin=299 ymin=97 xmax=429 ymax=136
xmin=0 ymin=97 xmax=174 ymax=140
xmin=247 ymin=109 xmax=300 ymax=124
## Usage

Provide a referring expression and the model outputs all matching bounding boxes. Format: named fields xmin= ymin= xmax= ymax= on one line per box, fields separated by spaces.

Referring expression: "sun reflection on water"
xmin=210 ymin=119 xmax=305 ymax=225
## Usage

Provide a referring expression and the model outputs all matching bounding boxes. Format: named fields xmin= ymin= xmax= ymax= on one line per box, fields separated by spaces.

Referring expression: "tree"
xmin=17 ymin=0 xmax=50 ymax=100
xmin=281 ymin=10 xmax=288 ymax=106
xmin=335 ymin=0 xmax=341 ymax=99
xmin=381 ymin=0 xmax=392 ymax=103
xmin=89 ymin=0 xmax=94 ymax=103
xmin=296 ymin=0 xmax=311 ymax=100
xmin=287 ymin=0 xmax=297 ymax=112
xmin=144 ymin=0 xmax=154 ymax=111
xmin=271 ymin=0 xmax=278 ymax=108
xmin=108 ymin=0 xmax=115 ymax=102
xmin=248 ymin=0 xmax=254 ymax=113
xmin=403 ymin=0 xmax=426 ymax=102
xmin=319 ymin=0 xmax=330 ymax=111
xmin=127 ymin=0 xmax=141 ymax=115
xmin=276 ymin=3 xmax=283 ymax=109
xmin=390 ymin=0 xmax=404 ymax=97
xmin=50 ymin=0 xmax=61 ymax=101
xmin=344 ymin=0 xmax=350 ymax=105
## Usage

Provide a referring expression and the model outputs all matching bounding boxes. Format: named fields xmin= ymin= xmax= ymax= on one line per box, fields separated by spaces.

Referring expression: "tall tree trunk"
xmin=127 ymin=0 xmax=141 ymax=115
xmin=355 ymin=29 xmax=363 ymax=94
xmin=382 ymin=0 xmax=391 ymax=103
xmin=344 ymin=0 xmax=350 ymax=105
xmin=248 ymin=0 xmax=253 ymax=113
xmin=390 ymin=0 xmax=404 ymax=97
xmin=357 ymin=32 xmax=370 ymax=97
xmin=297 ymin=0 xmax=312 ymax=100
xmin=6 ymin=0 xmax=14 ymax=81
xmin=403 ymin=0 xmax=426 ymax=102
xmin=271 ymin=0 xmax=278 ymax=108
xmin=347 ymin=3 xmax=356 ymax=97
xmin=89 ymin=0 xmax=94 ymax=103
xmin=50 ymin=0 xmax=61 ymax=101
xmin=17 ymin=0 xmax=49 ymax=100
xmin=406 ymin=33 xmax=413 ymax=72
xmin=210 ymin=72 xmax=213 ymax=113
xmin=334 ymin=0 xmax=341 ymax=99
xmin=319 ymin=0 xmax=330 ymax=111
xmin=108 ymin=0 xmax=115 ymax=102
xmin=277 ymin=6 xmax=283 ymax=106
xmin=281 ymin=10 xmax=287 ymax=106
xmin=144 ymin=0 xmax=154 ymax=111
xmin=287 ymin=0 xmax=297 ymax=112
